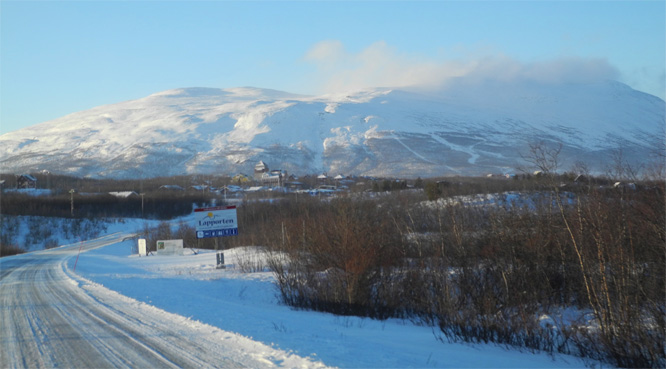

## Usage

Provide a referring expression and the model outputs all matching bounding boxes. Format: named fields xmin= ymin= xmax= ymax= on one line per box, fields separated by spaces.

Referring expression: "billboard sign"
xmin=194 ymin=205 xmax=238 ymax=239
xmin=156 ymin=239 xmax=184 ymax=256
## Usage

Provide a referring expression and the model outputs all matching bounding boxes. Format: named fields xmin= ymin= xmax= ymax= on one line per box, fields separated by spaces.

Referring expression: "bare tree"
xmin=606 ymin=148 xmax=641 ymax=182
xmin=519 ymin=141 xmax=563 ymax=175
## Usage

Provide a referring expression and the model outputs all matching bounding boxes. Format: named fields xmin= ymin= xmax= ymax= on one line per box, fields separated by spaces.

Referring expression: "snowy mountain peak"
xmin=0 ymin=81 xmax=663 ymax=179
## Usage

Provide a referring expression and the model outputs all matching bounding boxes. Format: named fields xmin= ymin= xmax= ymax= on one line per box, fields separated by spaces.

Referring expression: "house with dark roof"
xmin=17 ymin=175 xmax=37 ymax=189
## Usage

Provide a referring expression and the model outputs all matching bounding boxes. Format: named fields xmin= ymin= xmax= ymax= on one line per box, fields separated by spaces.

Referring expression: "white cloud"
xmin=304 ymin=40 xmax=346 ymax=66
xmin=303 ymin=40 xmax=620 ymax=93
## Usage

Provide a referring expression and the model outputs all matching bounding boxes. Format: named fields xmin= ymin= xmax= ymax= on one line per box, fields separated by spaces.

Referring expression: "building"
xmin=232 ymin=173 xmax=251 ymax=185
xmin=285 ymin=182 xmax=304 ymax=191
xmin=260 ymin=170 xmax=287 ymax=187
xmin=16 ymin=174 xmax=37 ymax=189
xmin=254 ymin=161 xmax=269 ymax=180
xmin=254 ymin=161 xmax=287 ymax=187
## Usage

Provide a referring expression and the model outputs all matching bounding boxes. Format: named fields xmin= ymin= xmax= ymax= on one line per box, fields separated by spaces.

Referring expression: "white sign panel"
xmin=138 ymin=238 xmax=147 ymax=255
xmin=194 ymin=205 xmax=238 ymax=239
xmin=156 ymin=239 xmax=183 ymax=256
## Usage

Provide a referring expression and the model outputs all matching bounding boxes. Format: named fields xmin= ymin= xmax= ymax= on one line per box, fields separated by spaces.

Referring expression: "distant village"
xmin=4 ymin=159 xmax=639 ymax=200
xmin=4 ymin=161 xmax=421 ymax=197
xmin=225 ymin=160 xmax=358 ymax=195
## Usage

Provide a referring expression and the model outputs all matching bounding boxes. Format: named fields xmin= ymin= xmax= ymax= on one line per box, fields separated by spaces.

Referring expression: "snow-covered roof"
xmin=254 ymin=161 xmax=268 ymax=171
xmin=158 ymin=185 xmax=184 ymax=191
xmin=261 ymin=172 xmax=282 ymax=179
xmin=108 ymin=191 xmax=138 ymax=198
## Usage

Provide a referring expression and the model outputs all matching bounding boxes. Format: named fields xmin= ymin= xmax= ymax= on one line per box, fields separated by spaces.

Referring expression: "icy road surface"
xmin=0 ymin=233 xmax=328 ymax=369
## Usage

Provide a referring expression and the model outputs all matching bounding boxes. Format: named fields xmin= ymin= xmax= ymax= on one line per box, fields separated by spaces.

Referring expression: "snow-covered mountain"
xmin=1 ymin=81 xmax=663 ymax=179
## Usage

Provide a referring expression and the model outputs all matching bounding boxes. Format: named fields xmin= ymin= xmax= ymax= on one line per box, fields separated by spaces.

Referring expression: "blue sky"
xmin=1 ymin=1 xmax=664 ymax=134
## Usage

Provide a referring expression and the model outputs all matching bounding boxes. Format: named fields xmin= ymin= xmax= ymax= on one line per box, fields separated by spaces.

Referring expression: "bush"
xmin=260 ymin=179 xmax=665 ymax=368
xmin=0 ymin=244 xmax=25 ymax=257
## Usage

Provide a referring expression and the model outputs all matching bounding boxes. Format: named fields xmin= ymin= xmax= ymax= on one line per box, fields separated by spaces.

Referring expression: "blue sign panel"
xmin=196 ymin=228 xmax=239 ymax=239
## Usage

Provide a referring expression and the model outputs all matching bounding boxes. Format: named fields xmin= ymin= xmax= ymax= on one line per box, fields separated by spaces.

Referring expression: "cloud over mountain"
xmin=304 ymin=40 xmax=620 ymax=94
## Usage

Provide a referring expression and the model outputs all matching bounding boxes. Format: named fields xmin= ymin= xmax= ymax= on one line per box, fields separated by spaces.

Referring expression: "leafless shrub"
xmin=235 ymin=248 xmax=269 ymax=273
xmin=119 ymin=157 xmax=666 ymax=368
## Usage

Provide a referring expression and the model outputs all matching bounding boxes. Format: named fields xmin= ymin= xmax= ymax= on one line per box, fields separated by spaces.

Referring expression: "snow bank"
xmin=71 ymin=233 xmax=590 ymax=368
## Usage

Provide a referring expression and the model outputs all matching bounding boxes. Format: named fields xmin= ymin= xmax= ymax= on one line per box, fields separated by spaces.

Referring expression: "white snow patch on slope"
xmin=1 ymin=82 xmax=662 ymax=178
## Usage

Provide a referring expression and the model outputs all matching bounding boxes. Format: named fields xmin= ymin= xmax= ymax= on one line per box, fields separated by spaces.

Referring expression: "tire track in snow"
xmin=0 ymin=235 xmax=329 ymax=369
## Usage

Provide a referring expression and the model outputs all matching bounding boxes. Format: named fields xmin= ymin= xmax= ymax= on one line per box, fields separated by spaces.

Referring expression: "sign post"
xmin=194 ymin=205 xmax=238 ymax=268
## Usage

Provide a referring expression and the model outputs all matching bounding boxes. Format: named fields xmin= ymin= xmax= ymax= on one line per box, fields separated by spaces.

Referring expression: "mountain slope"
xmin=1 ymin=81 xmax=663 ymax=179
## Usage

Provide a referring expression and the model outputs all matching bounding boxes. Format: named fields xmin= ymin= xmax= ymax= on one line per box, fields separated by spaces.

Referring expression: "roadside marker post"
xmin=73 ymin=240 xmax=83 ymax=271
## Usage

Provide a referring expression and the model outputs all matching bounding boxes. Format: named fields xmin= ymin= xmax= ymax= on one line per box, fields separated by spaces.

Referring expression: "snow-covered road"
xmin=0 ymin=234 xmax=328 ymax=368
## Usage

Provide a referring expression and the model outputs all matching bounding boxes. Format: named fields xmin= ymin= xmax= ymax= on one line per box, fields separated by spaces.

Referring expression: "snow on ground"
xmin=67 ymin=219 xmax=590 ymax=368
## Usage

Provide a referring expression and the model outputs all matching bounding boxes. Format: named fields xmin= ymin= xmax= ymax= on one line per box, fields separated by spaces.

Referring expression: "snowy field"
xmin=54 ymin=217 xmax=592 ymax=368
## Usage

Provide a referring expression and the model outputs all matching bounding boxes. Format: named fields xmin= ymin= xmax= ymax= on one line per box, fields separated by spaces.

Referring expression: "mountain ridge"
xmin=1 ymin=80 xmax=663 ymax=179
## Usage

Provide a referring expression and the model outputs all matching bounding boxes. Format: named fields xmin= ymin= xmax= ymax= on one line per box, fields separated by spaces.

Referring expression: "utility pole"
xmin=42 ymin=170 xmax=50 ymax=193
xmin=69 ymin=189 xmax=75 ymax=216
xmin=140 ymin=193 xmax=145 ymax=217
